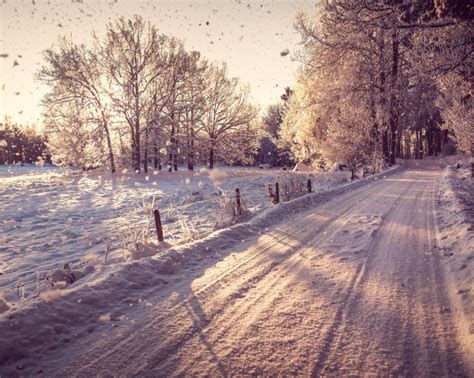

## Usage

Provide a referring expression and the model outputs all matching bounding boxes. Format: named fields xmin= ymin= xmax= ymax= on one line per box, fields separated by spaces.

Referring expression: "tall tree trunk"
xmin=427 ymin=127 xmax=434 ymax=156
xmin=187 ymin=136 xmax=194 ymax=171
xmin=118 ymin=129 xmax=126 ymax=166
xmin=102 ymin=118 xmax=116 ymax=173
xmin=169 ymin=112 xmax=177 ymax=172
xmin=419 ymin=129 xmax=424 ymax=159
xmin=434 ymin=128 xmax=441 ymax=156
xmin=383 ymin=131 xmax=389 ymax=165
xmin=134 ymin=79 xmax=141 ymax=173
xmin=369 ymin=80 xmax=381 ymax=171
xmin=209 ymin=143 xmax=214 ymax=169
xmin=173 ymin=150 xmax=178 ymax=172
xmin=168 ymin=151 xmax=173 ymax=172
xmin=143 ymin=128 xmax=148 ymax=173
xmin=389 ymin=28 xmax=399 ymax=166
xmin=442 ymin=130 xmax=449 ymax=145
xmin=396 ymin=124 xmax=402 ymax=161
xmin=414 ymin=131 xmax=418 ymax=159
xmin=407 ymin=132 xmax=412 ymax=159
xmin=153 ymin=128 xmax=159 ymax=169
xmin=403 ymin=130 xmax=411 ymax=159
xmin=134 ymin=126 xmax=140 ymax=173
xmin=172 ymin=130 xmax=178 ymax=172
xmin=378 ymin=27 xmax=389 ymax=164
xmin=130 ymin=123 xmax=137 ymax=171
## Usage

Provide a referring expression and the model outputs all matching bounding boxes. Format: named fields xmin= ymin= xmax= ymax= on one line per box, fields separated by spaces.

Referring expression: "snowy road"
xmin=1 ymin=162 xmax=469 ymax=376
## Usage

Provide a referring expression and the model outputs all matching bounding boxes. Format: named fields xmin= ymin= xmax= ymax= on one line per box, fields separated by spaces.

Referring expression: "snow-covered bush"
xmin=213 ymin=189 xmax=249 ymax=228
xmin=164 ymin=204 xmax=179 ymax=223
xmin=278 ymin=173 xmax=310 ymax=202
xmin=178 ymin=216 xmax=200 ymax=242
xmin=113 ymin=196 xmax=161 ymax=259
xmin=44 ymin=100 xmax=108 ymax=171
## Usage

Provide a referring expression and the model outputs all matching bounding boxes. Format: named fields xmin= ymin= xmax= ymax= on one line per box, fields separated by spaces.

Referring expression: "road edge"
xmin=434 ymin=166 xmax=474 ymax=375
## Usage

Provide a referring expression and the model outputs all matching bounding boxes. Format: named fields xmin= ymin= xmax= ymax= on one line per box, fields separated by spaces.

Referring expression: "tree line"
xmin=272 ymin=0 xmax=472 ymax=172
xmin=37 ymin=4 xmax=472 ymax=174
xmin=38 ymin=16 xmax=260 ymax=172
xmin=0 ymin=117 xmax=49 ymax=165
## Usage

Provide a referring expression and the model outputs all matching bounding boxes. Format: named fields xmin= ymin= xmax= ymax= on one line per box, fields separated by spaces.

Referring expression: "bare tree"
xmin=200 ymin=63 xmax=258 ymax=169
xmin=100 ymin=16 xmax=170 ymax=173
xmin=37 ymin=16 xmax=262 ymax=173
xmin=179 ymin=51 xmax=208 ymax=171
xmin=43 ymin=95 xmax=105 ymax=170
xmin=156 ymin=41 xmax=190 ymax=172
xmin=38 ymin=38 xmax=116 ymax=172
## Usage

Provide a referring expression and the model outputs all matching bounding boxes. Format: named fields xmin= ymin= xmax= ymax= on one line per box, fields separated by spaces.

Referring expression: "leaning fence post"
xmin=235 ymin=188 xmax=242 ymax=215
xmin=153 ymin=209 xmax=164 ymax=242
xmin=275 ymin=182 xmax=280 ymax=204
xmin=307 ymin=178 xmax=312 ymax=193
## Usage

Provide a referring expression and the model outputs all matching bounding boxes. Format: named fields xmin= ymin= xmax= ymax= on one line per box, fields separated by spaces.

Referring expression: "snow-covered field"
xmin=0 ymin=164 xmax=351 ymax=300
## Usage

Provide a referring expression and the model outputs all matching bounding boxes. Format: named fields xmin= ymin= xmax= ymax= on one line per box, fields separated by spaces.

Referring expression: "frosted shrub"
xmin=136 ymin=196 xmax=159 ymax=242
xmin=95 ymin=232 xmax=113 ymax=263
xmin=35 ymin=271 xmax=53 ymax=295
xmin=278 ymin=173 xmax=309 ymax=202
xmin=213 ymin=189 xmax=249 ymax=228
xmin=164 ymin=204 xmax=179 ymax=223
xmin=178 ymin=216 xmax=199 ymax=242
xmin=114 ymin=196 xmax=158 ymax=259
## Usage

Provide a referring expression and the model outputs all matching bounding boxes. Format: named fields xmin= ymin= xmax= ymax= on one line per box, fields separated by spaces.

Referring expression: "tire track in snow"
xmin=311 ymin=167 xmax=467 ymax=376
xmin=310 ymin=174 xmax=417 ymax=375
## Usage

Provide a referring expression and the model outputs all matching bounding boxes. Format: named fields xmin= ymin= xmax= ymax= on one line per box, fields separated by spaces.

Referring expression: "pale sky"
xmin=0 ymin=0 xmax=316 ymax=126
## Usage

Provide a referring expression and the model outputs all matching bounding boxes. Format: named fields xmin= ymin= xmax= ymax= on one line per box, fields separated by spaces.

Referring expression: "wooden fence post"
xmin=275 ymin=182 xmax=280 ymax=204
xmin=307 ymin=178 xmax=312 ymax=193
xmin=235 ymin=188 xmax=242 ymax=214
xmin=153 ymin=209 xmax=164 ymax=242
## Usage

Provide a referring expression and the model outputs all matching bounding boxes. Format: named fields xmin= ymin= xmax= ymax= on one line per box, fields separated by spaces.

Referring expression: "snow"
xmin=1 ymin=163 xmax=355 ymax=301
xmin=2 ymin=162 xmax=469 ymax=376
xmin=435 ymin=155 xmax=474 ymax=371
xmin=0 ymin=163 xmax=63 ymax=179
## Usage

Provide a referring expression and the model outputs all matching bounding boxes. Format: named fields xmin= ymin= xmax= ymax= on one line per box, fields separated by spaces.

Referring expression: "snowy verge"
xmin=1 ymin=165 xmax=350 ymax=296
xmin=435 ymin=161 xmax=474 ymax=373
xmin=156 ymin=164 xmax=403 ymax=269
xmin=0 ymin=165 xmax=402 ymax=372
